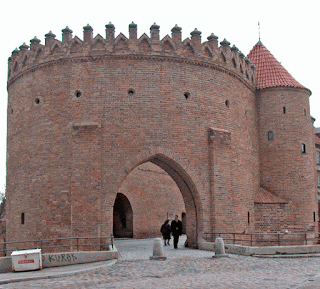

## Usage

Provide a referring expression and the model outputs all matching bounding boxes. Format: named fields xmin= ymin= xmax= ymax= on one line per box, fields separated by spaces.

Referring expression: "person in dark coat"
xmin=160 ymin=220 xmax=171 ymax=246
xmin=171 ymin=215 xmax=183 ymax=249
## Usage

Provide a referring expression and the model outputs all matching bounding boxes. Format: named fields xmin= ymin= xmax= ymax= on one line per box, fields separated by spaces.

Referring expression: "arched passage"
xmin=115 ymin=153 xmax=200 ymax=248
xmin=113 ymin=193 xmax=133 ymax=238
xmin=117 ymin=162 xmax=186 ymax=239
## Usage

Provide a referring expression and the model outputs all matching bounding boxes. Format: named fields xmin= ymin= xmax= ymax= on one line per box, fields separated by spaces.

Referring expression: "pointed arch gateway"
xmin=113 ymin=193 xmax=133 ymax=238
xmin=113 ymin=151 xmax=200 ymax=248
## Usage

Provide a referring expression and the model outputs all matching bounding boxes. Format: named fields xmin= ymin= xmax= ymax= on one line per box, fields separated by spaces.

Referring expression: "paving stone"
xmin=1 ymin=238 xmax=320 ymax=288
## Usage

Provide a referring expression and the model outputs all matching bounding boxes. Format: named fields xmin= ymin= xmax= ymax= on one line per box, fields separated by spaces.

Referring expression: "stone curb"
xmin=252 ymin=254 xmax=320 ymax=258
xmin=0 ymin=259 xmax=118 ymax=285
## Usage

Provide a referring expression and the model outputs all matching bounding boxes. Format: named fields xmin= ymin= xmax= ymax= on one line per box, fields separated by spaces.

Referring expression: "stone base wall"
xmin=0 ymin=247 xmax=118 ymax=274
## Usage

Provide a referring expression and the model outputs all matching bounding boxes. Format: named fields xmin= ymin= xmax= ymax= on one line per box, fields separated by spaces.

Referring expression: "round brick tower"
xmin=5 ymin=23 xmax=286 ymax=249
xmin=248 ymin=41 xmax=318 ymax=234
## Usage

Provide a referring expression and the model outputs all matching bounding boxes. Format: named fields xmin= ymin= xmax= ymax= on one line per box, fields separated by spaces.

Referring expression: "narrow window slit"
xmin=21 ymin=213 xmax=25 ymax=225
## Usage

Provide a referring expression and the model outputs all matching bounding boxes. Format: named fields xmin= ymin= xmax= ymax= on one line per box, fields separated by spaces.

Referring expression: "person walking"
xmin=160 ymin=220 xmax=171 ymax=246
xmin=171 ymin=215 xmax=182 ymax=249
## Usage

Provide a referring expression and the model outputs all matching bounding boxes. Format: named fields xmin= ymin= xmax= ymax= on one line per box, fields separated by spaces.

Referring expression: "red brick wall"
xmin=316 ymin=143 xmax=320 ymax=232
xmin=5 ymin=24 xmax=316 ymax=248
xmin=317 ymin=141 xmax=320 ymax=233
xmin=254 ymin=203 xmax=289 ymax=233
xmin=257 ymin=87 xmax=318 ymax=233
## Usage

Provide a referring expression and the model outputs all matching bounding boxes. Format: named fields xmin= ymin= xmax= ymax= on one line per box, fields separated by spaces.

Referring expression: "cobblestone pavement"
xmin=1 ymin=236 xmax=320 ymax=288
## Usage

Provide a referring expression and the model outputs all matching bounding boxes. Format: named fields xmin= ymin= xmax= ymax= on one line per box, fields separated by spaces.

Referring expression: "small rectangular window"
xmin=283 ymin=107 xmax=286 ymax=114
xmin=247 ymin=212 xmax=250 ymax=224
xmin=21 ymin=213 xmax=25 ymax=225
xmin=318 ymin=174 xmax=320 ymax=188
xmin=268 ymin=131 xmax=274 ymax=141
xmin=316 ymin=151 xmax=320 ymax=164
xmin=302 ymin=143 xmax=306 ymax=154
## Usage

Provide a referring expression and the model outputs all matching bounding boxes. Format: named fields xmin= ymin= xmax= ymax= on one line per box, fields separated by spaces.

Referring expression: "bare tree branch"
xmin=0 ymin=189 xmax=6 ymax=220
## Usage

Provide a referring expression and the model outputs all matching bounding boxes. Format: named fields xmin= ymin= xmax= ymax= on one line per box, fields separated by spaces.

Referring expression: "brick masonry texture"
xmin=5 ymin=23 xmax=318 ymax=248
xmin=118 ymin=162 xmax=185 ymax=238
xmin=316 ymin=136 xmax=320 ymax=232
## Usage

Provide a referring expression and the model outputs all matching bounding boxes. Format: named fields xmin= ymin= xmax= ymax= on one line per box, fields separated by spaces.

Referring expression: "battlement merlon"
xmin=7 ymin=23 xmax=256 ymax=87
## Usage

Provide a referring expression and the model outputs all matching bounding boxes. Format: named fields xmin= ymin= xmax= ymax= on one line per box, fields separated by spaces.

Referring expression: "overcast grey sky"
xmin=0 ymin=0 xmax=319 ymax=192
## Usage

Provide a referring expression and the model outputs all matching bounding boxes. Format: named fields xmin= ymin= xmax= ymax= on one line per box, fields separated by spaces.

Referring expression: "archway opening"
xmin=113 ymin=193 xmax=133 ymax=238
xmin=114 ymin=153 xmax=199 ymax=247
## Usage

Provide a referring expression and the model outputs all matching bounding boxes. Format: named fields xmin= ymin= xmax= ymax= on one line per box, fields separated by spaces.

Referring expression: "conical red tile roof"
xmin=247 ymin=40 xmax=305 ymax=90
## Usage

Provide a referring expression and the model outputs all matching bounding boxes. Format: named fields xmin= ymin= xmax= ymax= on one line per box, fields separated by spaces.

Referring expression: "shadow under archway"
xmin=113 ymin=193 xmax=133 ymax=238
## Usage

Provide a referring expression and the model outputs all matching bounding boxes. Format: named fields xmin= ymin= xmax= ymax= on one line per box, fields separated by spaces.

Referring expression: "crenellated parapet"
xmin=7 ymin=23 xmax=256 ymax=88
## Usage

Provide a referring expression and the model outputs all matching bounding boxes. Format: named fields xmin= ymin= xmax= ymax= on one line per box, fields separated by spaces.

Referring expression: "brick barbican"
xmin=5 ymin=23 xmax=317 ymax=249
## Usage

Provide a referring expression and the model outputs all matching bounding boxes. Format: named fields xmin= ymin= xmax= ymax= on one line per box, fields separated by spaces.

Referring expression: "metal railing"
xmin=203 ymin=232 xmax=320 ymax=247
xmin=0 ymin=236 xmax=114 ymax=256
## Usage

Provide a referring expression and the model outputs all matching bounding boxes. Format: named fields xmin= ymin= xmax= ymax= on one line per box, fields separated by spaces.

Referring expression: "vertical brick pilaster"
xmin=70 ymin=122 xmax=102 ymax=238
xmin=209 ymin=128 xmax=234 ymax=233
